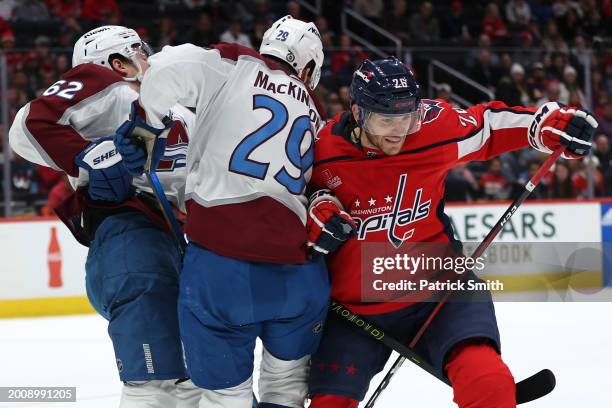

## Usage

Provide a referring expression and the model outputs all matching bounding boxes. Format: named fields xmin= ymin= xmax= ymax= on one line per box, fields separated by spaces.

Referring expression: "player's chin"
xmin=382 ymin=136 xmax=404 ymax=155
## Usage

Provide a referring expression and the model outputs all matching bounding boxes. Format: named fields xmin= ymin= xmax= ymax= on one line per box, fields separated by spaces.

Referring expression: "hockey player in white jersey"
xmin=9 ymin=26 xmax=200 ymax=407
xmin=114 ymin=15 xmax=330 ymax=408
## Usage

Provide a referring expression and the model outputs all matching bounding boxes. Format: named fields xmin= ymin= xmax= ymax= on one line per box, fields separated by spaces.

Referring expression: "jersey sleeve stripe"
xmin=457 ymin=109 xmax=532 ymax=159
xmin=15 ymin=103 xmax=63 ymax=171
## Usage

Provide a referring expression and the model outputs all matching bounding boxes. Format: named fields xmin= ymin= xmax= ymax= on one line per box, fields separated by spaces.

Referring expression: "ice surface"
xmin=1 ymin=300 xmax=610 ymax=407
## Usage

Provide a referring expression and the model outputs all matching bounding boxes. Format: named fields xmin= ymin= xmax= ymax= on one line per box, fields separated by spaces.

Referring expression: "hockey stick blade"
xmin=516 ymin=369 xmax=556 ymax=404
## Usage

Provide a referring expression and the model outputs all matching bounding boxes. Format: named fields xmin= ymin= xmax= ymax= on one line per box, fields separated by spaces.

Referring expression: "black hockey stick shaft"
xmin=332 ymin=301 xmax=555 ymax=407
xmin=364 ymin=147 xmax=563 ymax=407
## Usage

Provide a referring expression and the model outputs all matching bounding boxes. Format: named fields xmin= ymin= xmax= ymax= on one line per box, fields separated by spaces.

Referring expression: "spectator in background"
xmin=0 ymin=0 xmax=17 ymax=20
xmin=441 ymin=0 xmax=470 ymax=42
xmin=583 ymin=8 xmax=605 ymax=38
xmin=598 ymin=102 xmax=612 ymax=138
xmin=154 ymin=16 xmax=180 ymax=47
xmin=479 ymin=157 xmax=509 ymax=200
xmin=569 ymin=34 xmax=588 ymax=70
xmin=445 ymin=163 xmax=479 ymax=202
xmin=512 ymin=31 xmax=540 ymax=68
xmin=383 ymin=0 xmax=411 ymax=43
xmin=251 ymin=20 xmax=268 ymax=48
xmin=572 ymin=155 xmax=605 ymax=197
xmin=482 ymin=2 xmax=509 ymax=42
xmin=515 ymin=160 xmax=549 ymax=199
xmin=557 ymin=6 xmax=582 ymax=42
xmin=505 ymin=0 xmax=532 ymax=30
xmin=286 ymin=0 xmax=301 ymax=20
xmin=527 ymin=62 xmax=548 ymax=101
xmin=41 ymin=176 xmax=71 ymax=216
xmin=44 ymin=0 xmax=81 ymax=20
xmin=549 ymin=52 xmax=569 ymax=81
xmin=220 ymin=17 xmax=253 ymax=48
xmin=536 ymin=80 xmax=563 ymax=106
xmin=338 ymin=85 xmax=350 ymax=108
xmin=252 ymin=0 xmax=275 ymax=25
xmin=559 ymin=65 xmax=586 ymax=106
xmin=409 ymin=1 xmax=440 ymax=41
xmin=184 ymin=12 xmax=218 ymax=46
xmin=14 ymin=0 xmax=49 ymax=22
xmin=465 ymin=34 xmax=499 ymax=69
xmin=10 ymin=154 xmax=39 ymax=200
xmin=548 ymin=160 xmax=574 ymax=198
xmin=594 ymin=134 xmax=611 ymax=173
xmin=82 ymin=0 xmax=121 ymax=24
xmin=496 ymin=62 xmax=530 ymax=106
xmin=331 ymin=34 xmax=367 ymax=84
xmin=353 ymin=0 xmax=384 ymax=25
xmin=469 ymin=49 xmax=500 ymax=90
xmin=436 ymin=83 xmax=453 ymax=103
xmin=541 ymin=20 xmax=562 ymax=52
xmin=36 ymin=165 xmax=62 ymax=195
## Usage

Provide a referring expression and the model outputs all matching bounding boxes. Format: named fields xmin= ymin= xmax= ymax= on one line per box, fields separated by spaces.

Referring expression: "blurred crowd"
xmin=0 ymin=0 xmax=611 ymax=215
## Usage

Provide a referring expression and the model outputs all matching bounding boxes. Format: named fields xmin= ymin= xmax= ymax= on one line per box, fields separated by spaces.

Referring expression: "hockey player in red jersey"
xmin=306 ymin=57 xmax=597 ymax=407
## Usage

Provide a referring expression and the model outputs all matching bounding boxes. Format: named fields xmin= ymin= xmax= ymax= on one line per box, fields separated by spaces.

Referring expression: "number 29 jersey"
xmin=139 ymin=43 xmax=325 ymax=264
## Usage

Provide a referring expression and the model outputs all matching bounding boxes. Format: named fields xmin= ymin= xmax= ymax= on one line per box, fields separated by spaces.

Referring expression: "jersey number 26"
xmin=229 ymin=94 xmax=314 ymax=194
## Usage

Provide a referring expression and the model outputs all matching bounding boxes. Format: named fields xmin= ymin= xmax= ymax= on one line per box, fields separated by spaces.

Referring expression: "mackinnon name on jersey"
xmin=254 ymin=71 xmax=310 ymax=106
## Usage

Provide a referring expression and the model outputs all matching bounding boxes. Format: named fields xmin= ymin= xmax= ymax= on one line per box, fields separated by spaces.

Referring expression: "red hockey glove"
xmin=307 ymin=190 xmax=357 ymax=255
xmin=528 ymin=102 xmax=598 ymax=159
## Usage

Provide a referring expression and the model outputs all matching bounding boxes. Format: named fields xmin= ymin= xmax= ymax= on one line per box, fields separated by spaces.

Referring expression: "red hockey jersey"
xmin=311 ymin=99 xmax=538 ymax=315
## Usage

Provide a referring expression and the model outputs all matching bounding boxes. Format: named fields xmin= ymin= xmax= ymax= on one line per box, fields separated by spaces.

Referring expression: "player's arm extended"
xmin=452 ymin=100 xmax=536 ymax=164
xmin=453 ymin=100 xmax=596 ymax=163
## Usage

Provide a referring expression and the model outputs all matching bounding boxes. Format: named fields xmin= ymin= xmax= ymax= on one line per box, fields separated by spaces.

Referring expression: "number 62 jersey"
xmin=138 ymin=43 xmax=325 ymax=264
xmin=9 ymin=63 xmax=193 ymax=213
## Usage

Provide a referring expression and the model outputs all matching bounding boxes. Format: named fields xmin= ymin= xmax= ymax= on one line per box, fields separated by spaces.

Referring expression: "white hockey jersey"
xmin=9 ymin=63 xmax=194 ymax=212
xmin=138 ymin=43 xmax=325 ymax=263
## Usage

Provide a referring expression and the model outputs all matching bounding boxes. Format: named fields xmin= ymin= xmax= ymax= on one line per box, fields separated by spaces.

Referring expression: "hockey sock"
xmin=445 ymin=340 xmax=516 ymax=408
xmin=309 ymin=394 xmax=359 ymax=408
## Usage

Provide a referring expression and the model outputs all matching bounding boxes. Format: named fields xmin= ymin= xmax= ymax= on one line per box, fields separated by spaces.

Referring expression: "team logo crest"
xmin=352 ymin=174 xmax=432 ymax=248
xmin=421 ymin=99 xmax=445 ymax=124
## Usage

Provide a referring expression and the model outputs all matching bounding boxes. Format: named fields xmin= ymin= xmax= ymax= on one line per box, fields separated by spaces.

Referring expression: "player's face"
xmin=365 ymin=114 xmax=409 ymax=155
xmin=354 ymin=107 xmax=422 ymax=156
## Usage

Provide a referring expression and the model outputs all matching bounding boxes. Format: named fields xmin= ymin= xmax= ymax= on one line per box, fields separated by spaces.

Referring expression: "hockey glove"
xmin=307 ymin=189 xmax=357 ymax=255
xmin=75 ymin=136 xmax=133 ymax=202
xmin=528 ymin=102 xmax=598 ymax=159
xmin=114 ymin=101 xmax=170 ymax=176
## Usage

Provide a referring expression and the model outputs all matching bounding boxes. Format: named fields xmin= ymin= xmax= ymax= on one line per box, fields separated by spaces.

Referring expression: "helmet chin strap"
xmin=122 ymin=55 xmax=145 ymax=82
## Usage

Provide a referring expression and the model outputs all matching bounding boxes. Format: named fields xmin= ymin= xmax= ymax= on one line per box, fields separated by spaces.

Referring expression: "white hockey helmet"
xmin=260 ymin=15 xmax=323 ymax=89
xmin=72 ymin=25 xmax=152 ymax=81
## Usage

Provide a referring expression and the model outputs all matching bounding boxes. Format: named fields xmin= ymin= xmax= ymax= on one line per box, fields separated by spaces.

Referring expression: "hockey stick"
xmin=331 ymin=301 xmax=556 ymax=406
xmin=362 ymin=146 xmax=564 ymax=407
xmin=133 ymin=125 xmax=187 ymax=256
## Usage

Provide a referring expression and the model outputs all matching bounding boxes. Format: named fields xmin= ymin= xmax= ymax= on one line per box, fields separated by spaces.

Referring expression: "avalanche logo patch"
xmin=421 ymin=99 xmax=445 ymax=124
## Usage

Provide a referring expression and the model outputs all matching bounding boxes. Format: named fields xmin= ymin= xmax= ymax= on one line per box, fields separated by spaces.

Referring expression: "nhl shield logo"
xmin=116 ymin=358 xmax=124 ymax=373
xmin=313 ymin=321 xmax=323 ymax=334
